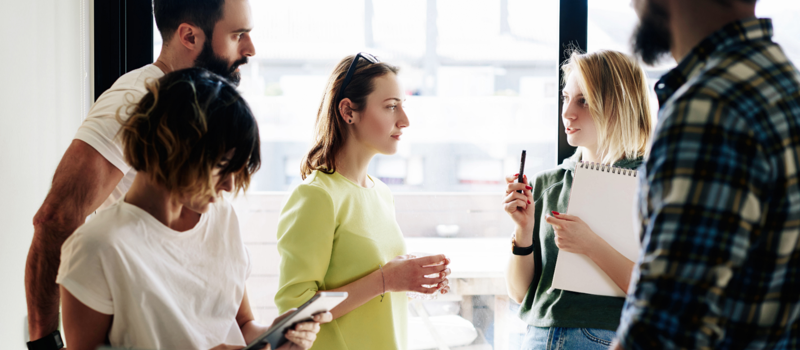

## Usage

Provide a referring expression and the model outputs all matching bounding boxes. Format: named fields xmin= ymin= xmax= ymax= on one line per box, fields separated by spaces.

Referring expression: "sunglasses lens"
xmin=362 ymin=53 xmax=379 ymax=63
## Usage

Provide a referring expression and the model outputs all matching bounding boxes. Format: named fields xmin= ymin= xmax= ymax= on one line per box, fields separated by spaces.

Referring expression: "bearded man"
xmin=24 ymin=0 xmax=256 ymax=346
xmin=614 ymin=0 xmax=800 ymax=349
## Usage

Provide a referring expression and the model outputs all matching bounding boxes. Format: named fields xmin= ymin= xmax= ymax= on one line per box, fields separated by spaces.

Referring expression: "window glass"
xmin=756 ymin=1 xmax=800 ymax=64
xmin=589 ymin=0 xmax=800 ymax=120
xmin=588 ymin=0 xmax=675 ymax=120
xmin=155 ymin=1 xmax=558 ymax=348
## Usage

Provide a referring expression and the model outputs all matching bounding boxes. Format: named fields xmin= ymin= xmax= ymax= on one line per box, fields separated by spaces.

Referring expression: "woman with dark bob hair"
xmin=56 ymin=68 xmax=330 ymax=350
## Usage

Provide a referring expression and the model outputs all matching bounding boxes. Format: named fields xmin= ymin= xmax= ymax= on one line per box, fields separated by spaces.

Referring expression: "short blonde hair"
xmin=562 ymin=50 xmax=653 ymax=164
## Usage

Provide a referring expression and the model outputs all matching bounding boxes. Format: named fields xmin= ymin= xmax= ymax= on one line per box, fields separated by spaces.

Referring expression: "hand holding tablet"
xmin=242 ymin=292 xmax=347 ymax=350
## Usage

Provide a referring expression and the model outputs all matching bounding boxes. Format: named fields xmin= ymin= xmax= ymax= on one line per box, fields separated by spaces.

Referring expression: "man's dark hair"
xmin=715 ymin=0 xmax=758 ymax=5
xmin=153 ymin=0 xmax=226 ymax=42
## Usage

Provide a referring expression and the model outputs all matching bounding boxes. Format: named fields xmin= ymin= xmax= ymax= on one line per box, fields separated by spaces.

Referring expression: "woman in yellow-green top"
xmin=275 ymin=53 xmax=453 ymax=350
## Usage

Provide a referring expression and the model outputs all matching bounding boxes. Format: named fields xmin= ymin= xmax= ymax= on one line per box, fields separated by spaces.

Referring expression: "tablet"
xmin=243 ymin=292 xmax=348 ymax=350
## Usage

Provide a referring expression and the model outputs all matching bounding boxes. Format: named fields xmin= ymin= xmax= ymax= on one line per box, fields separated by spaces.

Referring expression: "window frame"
xmin=93 ymin=0 xmax=588 ymax=164
xmin=93 ymin=0 xmax=153 ymax=101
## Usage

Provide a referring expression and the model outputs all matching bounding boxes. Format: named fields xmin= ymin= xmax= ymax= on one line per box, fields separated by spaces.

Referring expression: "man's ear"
xmin=175 ymin=23 xmax=206 ymax=52
xmin=339 ymin=98 xmax=356 ymax=124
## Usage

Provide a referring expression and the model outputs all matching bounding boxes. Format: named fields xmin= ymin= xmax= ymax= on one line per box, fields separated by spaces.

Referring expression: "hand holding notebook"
xmin=550 ymin=161 xmax=641 ymax=297
xmin=545 ymin=212 xmax=606 ymax=256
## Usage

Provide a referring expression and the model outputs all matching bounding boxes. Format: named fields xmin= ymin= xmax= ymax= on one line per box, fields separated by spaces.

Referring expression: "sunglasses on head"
xmin=336 ymin=52 xmax=380 ymax=103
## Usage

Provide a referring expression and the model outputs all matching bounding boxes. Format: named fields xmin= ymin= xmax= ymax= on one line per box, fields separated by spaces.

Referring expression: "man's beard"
xmin=631 ymin=0 xmax=672 ymax=66
xmin=194 ymin=39 xmax=248 ymax=86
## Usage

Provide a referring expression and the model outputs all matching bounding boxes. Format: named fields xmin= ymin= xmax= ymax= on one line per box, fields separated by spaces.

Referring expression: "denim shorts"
xmin=521 ymin=326 xmax=616 ymax=350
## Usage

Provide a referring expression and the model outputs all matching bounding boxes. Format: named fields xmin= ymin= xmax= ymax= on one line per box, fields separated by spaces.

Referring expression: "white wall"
xmin=0 ymin=0 xmax=88 ymax=347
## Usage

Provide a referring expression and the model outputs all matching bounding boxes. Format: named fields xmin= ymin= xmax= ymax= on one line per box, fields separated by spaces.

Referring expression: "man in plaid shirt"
xmin=613 ymin=0 xmax=800 ymax=349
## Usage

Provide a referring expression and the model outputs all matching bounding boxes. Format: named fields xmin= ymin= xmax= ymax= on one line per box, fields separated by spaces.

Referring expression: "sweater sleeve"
xmin=274 ymin=184 xmax=336 ymax=313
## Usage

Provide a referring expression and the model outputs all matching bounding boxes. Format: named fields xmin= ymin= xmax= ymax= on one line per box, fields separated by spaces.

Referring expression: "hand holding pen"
xmin=503 ymin=173 xmax=535 ymax=233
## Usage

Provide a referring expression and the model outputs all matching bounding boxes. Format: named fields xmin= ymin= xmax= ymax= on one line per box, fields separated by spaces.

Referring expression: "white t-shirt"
xmin=56 ymin=199 xmax=251 ymax=350
xmin=74 ymin=64 xmax=164 ymax=211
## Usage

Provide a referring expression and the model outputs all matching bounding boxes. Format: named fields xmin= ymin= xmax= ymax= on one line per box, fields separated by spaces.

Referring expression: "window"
xmin=756 ymin=1 xmax=800 ymax=63
xmin=588 ymin=0 xmax=800 ymax=123
xmin=147 ymin=1 xmax=565 ymax=348
xmin=151 ymin=0 xmax=800 ymax=348
xmin=117 ymin=1 xmax=800 ymax=349
xmin=588 ymin=0 xmax=675 ymax=121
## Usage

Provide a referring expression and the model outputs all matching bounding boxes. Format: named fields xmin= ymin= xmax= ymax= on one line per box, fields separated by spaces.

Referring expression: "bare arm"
xmin=326 ymin=254 xmax=451 ymax=319
xmin=506 ymin=226 xmax=536 ymax=303
xmin=60 ymin=285 xmax=113 ymax=350
xmin=585 ymin=235 xmax=635 ymax=294
xmin=26 ymin=140 xmax=123 ymax=339
xmin=545 ymin=213 xmax=635 ymax=293
xmin=236 ymin=290 xmax=268 ymax=345
xmin=502 ymin=174 xmax=536 ymax=304
xmin=323 ymin=270 xmax=383 ymax=319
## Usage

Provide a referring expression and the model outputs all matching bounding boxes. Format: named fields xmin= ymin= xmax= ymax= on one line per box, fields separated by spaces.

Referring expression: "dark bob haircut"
xmin=119 ymin=67 xmax=260 ymax=201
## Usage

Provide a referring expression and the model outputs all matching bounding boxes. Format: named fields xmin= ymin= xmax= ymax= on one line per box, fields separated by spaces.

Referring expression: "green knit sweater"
xmin=517 ymin=150 xmax=643 ymax=331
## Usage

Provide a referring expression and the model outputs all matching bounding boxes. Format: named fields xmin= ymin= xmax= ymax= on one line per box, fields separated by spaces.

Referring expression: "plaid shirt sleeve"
xmin=617 ymin=93 xmax=772 ymax=349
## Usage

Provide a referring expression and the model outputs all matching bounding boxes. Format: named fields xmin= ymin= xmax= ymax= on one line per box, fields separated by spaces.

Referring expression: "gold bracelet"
xmin=378 ymin=264 xmax=386 ymax=302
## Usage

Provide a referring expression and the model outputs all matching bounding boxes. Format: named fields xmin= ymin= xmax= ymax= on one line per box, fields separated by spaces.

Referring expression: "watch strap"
xmin=27 ymin=330 xmax=63 ymax=350
xmin=511 ymin=234 xmax=534 ymax=255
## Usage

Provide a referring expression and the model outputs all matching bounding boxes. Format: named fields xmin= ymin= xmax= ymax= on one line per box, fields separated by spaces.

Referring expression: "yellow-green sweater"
xmin=275 ymin=170 xmax=408 ymax=350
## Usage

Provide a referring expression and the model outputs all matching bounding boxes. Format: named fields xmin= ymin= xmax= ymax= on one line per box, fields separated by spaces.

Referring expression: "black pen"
xmin=516 ymin=150 xmax=526 ymax=194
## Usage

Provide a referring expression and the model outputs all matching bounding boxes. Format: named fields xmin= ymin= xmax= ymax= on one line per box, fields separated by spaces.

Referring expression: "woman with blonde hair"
xmin=275 ymin=53 xmax=452 ymax=350
xmin=503 ymin=50 xmax=653 ymax=349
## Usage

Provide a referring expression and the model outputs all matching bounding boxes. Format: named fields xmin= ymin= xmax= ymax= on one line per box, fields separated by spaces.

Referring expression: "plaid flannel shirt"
xmin=618 ymin=18 xmax=800 ymax=349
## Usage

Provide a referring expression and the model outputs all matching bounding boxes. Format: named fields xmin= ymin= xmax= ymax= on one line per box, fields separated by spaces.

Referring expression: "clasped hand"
xmin=383 ymin=254 xmax=452 ymax=295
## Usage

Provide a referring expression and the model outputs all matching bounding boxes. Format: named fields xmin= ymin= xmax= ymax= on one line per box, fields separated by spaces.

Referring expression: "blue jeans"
xmin=521 ymin=326 xmax=616 ymax=350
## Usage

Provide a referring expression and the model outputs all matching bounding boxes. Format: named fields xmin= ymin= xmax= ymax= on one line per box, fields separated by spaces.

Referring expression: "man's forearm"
xmin=25 ymin=219 xmax=81 ymax=340
xmin=25 ymin=139 xmax=124 ymax=340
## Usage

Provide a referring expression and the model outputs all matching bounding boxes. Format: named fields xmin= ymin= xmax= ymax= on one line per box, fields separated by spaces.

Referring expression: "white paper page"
xmin=550 ymin=163 xmax=641 ymax=297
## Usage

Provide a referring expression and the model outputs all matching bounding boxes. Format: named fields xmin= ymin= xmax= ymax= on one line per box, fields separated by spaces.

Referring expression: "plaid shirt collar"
xmin=654 ymin=18 xmax=774 ymax=106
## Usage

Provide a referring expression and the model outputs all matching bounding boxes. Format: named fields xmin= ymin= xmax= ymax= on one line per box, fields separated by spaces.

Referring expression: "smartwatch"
xmin=27 ymin=330 xmax=64 ymax=350
xmin=511 ymin=234 xmax=534 ymax=256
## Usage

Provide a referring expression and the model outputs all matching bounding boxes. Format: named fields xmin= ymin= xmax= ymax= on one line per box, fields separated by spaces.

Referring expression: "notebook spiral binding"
xmin=579 ymin=161 xmax=638 ymax=177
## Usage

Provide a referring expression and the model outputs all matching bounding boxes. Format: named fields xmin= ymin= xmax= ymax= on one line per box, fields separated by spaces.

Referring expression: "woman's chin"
xmin=378 ymin=145 xmax=399 ymax=156
xmin=566 ymin=136 xmax=584 ymax=148
xmin=566 ymin=138 xmax=578 ymax=147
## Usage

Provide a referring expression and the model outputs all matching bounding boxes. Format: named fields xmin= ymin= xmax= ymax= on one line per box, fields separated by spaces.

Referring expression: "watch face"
xmin=54 ymin=333 xmax=63 ymax=348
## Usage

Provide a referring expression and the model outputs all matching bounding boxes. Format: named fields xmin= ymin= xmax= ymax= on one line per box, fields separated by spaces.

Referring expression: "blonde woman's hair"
xmin=562 ymin=49 xmax=653 ymax=164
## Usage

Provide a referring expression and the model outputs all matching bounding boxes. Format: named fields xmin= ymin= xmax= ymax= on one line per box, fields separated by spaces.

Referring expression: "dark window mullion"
xmin=94 ymin=0 xmax=152 ymax=101
xmin=557 ymin=0 xmax=588 ymax=164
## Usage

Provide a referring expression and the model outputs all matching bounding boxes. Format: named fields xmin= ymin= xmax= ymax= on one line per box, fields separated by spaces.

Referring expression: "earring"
xmin=349 ymin=119 xmax=353 ymax=124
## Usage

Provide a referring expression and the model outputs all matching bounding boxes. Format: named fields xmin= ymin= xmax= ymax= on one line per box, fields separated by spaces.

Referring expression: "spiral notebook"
xmin=550 ymin=161 xmax=642 ymax=297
